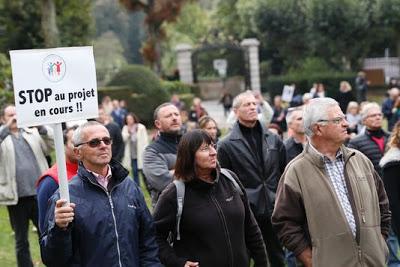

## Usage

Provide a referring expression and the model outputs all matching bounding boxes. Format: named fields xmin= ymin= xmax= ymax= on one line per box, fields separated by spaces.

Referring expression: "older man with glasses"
xmin=272 ymin=97 xmax=390 ymax=267
xmin=40 ymin=121 xmax=161 ymax=267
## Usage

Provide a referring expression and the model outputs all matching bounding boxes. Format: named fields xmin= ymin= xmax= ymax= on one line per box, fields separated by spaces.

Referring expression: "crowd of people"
xmin=2 ymin=78 xmax=400 ymax=266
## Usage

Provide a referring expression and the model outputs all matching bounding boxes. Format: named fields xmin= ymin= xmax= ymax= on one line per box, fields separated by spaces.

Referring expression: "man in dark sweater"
xmin=143 ymin=103 xmax=182 ymax=206
xmin=218 ymin=91 xmax=287 ymax=266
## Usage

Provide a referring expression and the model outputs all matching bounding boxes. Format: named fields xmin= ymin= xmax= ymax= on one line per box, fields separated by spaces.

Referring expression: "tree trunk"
xmin=41 ymin=0 xmax=59 ymax=47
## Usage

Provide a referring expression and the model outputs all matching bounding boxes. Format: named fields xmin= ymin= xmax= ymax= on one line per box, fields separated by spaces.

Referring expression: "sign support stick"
xmin=51 ymin=123 xmax=70 ymax=203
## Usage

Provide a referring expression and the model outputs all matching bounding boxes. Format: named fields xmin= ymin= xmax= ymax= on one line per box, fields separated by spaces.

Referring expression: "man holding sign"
xmin=0 ymin=104 xmax=53 ymax=267
xmin=40 ymin=121 xmax=161 ymax=266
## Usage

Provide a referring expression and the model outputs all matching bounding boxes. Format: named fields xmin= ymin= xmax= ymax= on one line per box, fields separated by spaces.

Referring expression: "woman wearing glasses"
xmin=153 ymin=130 xmax=267 ymax=267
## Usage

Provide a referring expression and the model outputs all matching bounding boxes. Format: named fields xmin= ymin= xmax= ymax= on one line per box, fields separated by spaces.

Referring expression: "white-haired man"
xmin=272 ymin=97 xmax=390 ymax=266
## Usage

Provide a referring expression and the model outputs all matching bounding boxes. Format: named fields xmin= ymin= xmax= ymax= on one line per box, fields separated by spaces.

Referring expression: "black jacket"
xmin=347 ymin=130 xmax=390 ymax=176
xmin=153 ymin=170 xmax=268 ymax=267
xmin=284 ymin=137 xmax=304 ymax=164
xmin=105 ymin=121 xmax=124 ymax=162
xmin=40 ymin=160 xmax=161 ymax=267
xmin=217 ymin=121 xmax=286 ymax=216
xmin=380 ymin=147 xmax=400 ymax=236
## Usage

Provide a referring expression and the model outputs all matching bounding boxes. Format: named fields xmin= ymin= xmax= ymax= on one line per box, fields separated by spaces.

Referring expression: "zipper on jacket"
xmin=107 ymin=192 xmax=123 ymax=267
xmin=357 ymin=246 xmax=363 ymax=263
xmin=210 ymin=191 xmax=234 ymax=267
xmin=85 ymin=177 xmax=123 ymax=267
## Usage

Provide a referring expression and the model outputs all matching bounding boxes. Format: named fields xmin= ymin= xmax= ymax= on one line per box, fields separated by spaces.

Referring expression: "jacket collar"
xmin=77 ymin=159 xmax=129 ymax=189
xmin=159 ymin=131 xmax=181 ymax=144
xmin=380 ymin=147 xmax=400 ymax=167
xmin=303 ymin=142 xmax=355 ymax=169
xmin=229 ymin=120 xmax=270 ymax=141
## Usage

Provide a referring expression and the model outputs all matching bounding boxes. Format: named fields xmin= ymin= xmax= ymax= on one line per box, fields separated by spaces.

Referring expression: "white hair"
xmin=303 ymin=97 xmax=339 ymax=137
xmin=72 ymin=121 xmax=104 ymax=146
xmin=232 ymin=90 xmax=254 ymax=109
xmin=360 ymin=102 xmax=380 ymax=121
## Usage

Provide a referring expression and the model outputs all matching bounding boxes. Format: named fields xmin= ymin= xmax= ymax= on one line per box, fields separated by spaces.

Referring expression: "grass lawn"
xmin=0 ymin=174 xmax=151 ymax=267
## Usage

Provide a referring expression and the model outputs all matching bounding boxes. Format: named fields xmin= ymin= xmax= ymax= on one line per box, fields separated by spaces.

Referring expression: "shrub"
xmin=0 ymin=89 xmax=14 ymax=110
xmin=103 ymin=65 xmax=169 ymax=125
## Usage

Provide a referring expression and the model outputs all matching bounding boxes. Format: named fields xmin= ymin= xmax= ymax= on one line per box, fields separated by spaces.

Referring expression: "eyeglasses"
xmin=199 ymin=143 xmax=216 ymax=152
xmin=75 ymin=137 xmax=112 ymax=148
xmin=317 ymin=116 xmax=346 ymax=125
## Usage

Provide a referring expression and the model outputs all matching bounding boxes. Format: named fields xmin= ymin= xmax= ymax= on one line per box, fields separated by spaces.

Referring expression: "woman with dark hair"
xmin=121 ymin=112 xmax=149 ymax=185
xmin=198 ymin=116 xmax=219 ymax=142
xmin=153 ymin=130 xmax=267 ymax=267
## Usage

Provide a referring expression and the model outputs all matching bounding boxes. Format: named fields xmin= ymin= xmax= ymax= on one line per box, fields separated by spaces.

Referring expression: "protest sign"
xmin=10 ymin=46 xmax=98 ymax=203
xmin=10 ymin=46 xmax=98 ymax=127
xmin=281 ymin=85 xmax=295 ymax=102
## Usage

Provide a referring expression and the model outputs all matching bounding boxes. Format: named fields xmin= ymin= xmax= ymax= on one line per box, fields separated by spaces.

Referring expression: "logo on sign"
xmin=42 ymin=54 xmax=66 ymax=82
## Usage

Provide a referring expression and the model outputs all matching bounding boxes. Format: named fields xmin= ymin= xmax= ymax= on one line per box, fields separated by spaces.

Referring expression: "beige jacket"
xmin=122 ymin=123 xmax=149 ymax=170
xmin=272 ymin=143 xmax=391 ymax=267
xmin=0 ymin=126 xmax=53 ymax=205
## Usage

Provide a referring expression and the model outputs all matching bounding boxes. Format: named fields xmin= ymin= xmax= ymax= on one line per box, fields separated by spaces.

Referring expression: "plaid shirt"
xmin=309 ymin=144 xmax=356 ymax=237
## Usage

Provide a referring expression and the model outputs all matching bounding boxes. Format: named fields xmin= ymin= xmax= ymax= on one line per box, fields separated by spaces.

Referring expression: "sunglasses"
xmin=75 ymin=137 xmax=112 ymax=148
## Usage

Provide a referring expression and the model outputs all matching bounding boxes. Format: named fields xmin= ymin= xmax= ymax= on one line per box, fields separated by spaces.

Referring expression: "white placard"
xmin=213 ymin=59 xmax=227 ymax=77
xmin=10 ymin=46 xmax=98 ymax=127
xmin=281 ymin=85 xmax=295 ymax=102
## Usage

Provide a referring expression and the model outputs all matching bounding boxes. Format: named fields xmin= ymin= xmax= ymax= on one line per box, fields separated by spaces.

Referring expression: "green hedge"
xmin=262 ymin=72 xmax=356 ymax=99
xmin=103 ymin=65 xmax=169 ymax=125
xmin=0 ymin=90 xmax=14 ymax=110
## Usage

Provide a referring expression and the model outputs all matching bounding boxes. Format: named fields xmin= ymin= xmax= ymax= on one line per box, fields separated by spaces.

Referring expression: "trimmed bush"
xmin=102 ymin=65 xmax=169 ymax=125
xmin=0 ymin=90 xmax=14 ymax=110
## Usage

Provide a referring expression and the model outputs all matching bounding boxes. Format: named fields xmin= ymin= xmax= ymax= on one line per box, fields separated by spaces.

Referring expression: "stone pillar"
xmin=241 ymin=38 xmax=261 ymax=92
xmin=175 ymin=44 xmax=193 ymax=84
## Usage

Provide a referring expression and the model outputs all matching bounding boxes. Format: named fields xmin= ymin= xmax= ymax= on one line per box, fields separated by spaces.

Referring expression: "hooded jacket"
xmin=40 ymin=160 xmax=161 ymax=267
xmin=272 ymin=144 xmax=390 ymax=267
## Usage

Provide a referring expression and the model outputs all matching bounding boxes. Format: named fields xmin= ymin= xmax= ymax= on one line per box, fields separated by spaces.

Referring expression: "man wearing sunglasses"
xmin=272 ymin=98 xmax=390 ymax=267
xmin=40 ymin=121 xmax=161 ymax=267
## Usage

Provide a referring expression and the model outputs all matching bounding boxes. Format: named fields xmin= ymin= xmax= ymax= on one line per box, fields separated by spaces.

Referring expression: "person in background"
xmin=188 ymin=97 xmax=208 ymax=124
xmin=346 ymin=101 xmax=362 ymax=136
xmin=302 ymin=93 xmax=313 ymax=105
xmin=220 ymin=90 xmax=233 ymax=117
xmin=198 ymin=115 xmax=219 ymax=143
xmin=268 ymin=123 xmax=283 ymax=140
xmin=153 ymin=130 xmax=268 ymax=267
xmin=226 ymin=90 xmax=273 ymax=129
xmin=36 ymin=126 xmax=78 ymax=234
xmin=284 ymin=106 xmax=306 ymax=164
xmin=0 ymin=104 xmax=53 ymax=267
xmin=218 ymin=91 xmax=287 ymax=266
xmin=382 ymin=87 xmax=400 ymax=131
xmin=380 ymin=121 xmax=400 ymax=241
xmin=143 ymin=103 xmax=183 ymax=206
xmin=271 ymin=95 xmax=287 ymax=132
xmin=347 ymin=102 xmax=398 ymax=265
xmin=97 ymin=106 xmax=124 ymax=162
xmin=170 ymin=93 xmax=185 ymax=111
xmin=272 ymin=97 xmax=390 ymax=267
xmin=355 ymin=71 xmax=369 ymax=103
xmin=335 ymin=81 xmax=355 ymax=113
xmin=101 ymin=95 xmax=113 ymax=115
xmin=312 ymin=83 xmax=326 ymax=98
xmin=111 ymin=99 xmax=127 ymax=129
xmin=122 ymin=112 xmax=149 ymax=186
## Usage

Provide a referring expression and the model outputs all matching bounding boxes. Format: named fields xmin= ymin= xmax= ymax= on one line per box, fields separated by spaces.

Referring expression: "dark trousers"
xmin=256 ymin=213 xmax=285 ymax=267
xmin=131 ymin=158 xmax=139 ymax=186
xmin=7 ymin=196 xmax=39 ymax=267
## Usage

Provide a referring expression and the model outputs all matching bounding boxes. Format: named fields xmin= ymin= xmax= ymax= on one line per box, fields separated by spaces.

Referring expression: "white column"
xmin=175 ymin=44 xmax=193 ymax=84
xmin=241 ymin=38 xmax=261 ymax=92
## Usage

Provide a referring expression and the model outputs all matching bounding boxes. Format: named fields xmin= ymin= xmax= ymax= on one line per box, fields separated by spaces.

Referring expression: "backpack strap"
xmin=173 ymin=180 xmax=185 ymax=241
xmin=220 ymin=168 xmax=243 ymax=196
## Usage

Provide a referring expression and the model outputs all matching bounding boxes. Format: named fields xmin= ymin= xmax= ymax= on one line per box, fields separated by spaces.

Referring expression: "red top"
xmin=36 ymin=160 xmax=78 ymax=187
xmin=370 ymin=136 xmax=385 ymax=153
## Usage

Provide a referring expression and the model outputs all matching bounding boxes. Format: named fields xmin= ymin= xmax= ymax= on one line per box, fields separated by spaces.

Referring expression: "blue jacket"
xmin=40 ymin=160 xmax=161 ymax=267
